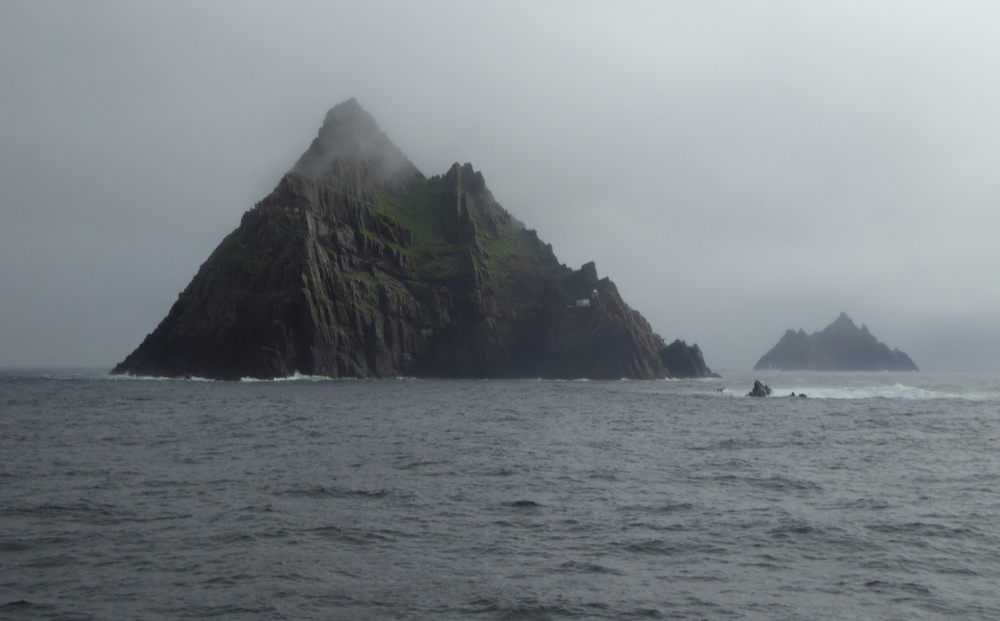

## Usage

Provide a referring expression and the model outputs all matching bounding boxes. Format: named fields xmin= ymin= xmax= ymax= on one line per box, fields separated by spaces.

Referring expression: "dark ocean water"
xmin=2 ymin=370 xmax=1000 ymax=620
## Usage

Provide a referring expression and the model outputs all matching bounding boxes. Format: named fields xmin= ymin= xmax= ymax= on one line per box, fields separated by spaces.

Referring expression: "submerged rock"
xmin=112 ymin=99 xmax=716 ymax=380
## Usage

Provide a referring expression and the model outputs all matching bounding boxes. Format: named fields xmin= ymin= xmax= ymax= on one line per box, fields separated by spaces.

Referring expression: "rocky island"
xmin=754 ymin=312 xmax=918 ymax=371
xmin=113 ymin=99 xmax=716 ymax=380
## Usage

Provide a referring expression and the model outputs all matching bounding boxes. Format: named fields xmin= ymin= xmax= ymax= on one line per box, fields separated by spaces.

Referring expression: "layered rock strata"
xmin=113 ymin=99 xmax=716 ymax=380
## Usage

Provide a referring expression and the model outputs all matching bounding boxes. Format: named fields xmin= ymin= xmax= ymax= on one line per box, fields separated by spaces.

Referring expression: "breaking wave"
xmin=762 ymin=383 xmax=999 ymax=401
xmin=240 ymin=371 xmax=335 ymax=383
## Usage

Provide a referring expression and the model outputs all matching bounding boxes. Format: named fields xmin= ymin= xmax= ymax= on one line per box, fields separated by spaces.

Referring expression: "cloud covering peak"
xmin=290 ymin=98 xmax=420 ymax=187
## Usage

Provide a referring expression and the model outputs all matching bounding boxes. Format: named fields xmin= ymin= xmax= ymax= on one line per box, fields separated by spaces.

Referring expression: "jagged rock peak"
xmin=446 ymin=162 xmax=486 ymax=191
xmin=290 ymin=98 xmax=421 ymax=188
xmin=830 ymin=311 xmax=855 ymax=329
xmin=754 ymin=313 xmax=918 ymax=371
xmin=436 ymin=161 xmax=518 ymax=237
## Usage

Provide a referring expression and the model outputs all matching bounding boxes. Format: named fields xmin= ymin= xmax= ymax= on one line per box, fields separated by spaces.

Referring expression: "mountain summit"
xmin=113 ymin=100 xmax=715 ymax=380
xmin=290 ymin=98 xmax=419 ymax=189
xmin=754 ymin=312 xmax=918 ymax=371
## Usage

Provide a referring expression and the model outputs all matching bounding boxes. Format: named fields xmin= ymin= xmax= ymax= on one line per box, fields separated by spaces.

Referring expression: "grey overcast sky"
xmin=2 ymin=1 xmax=999 ymax=372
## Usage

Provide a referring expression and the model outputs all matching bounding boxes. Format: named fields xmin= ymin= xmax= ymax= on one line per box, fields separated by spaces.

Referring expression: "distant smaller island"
xmin=754 ymin=312 xmax=918 ymax=371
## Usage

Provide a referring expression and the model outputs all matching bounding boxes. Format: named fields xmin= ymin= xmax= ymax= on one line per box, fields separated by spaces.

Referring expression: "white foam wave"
xmin=748 ymin=383 xmax=997 ymax=401
xmin=240 ymin=371 xmax=334 ymax=383
xmin=106 ymin=373 xmax=214 ymax=382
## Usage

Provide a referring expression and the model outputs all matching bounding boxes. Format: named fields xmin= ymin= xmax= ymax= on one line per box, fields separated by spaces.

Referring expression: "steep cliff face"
xmin=754 ymin=312 xmax=918 ymax=371
xmin=659 ymin=339 xmax=720 ymax=379
xmin=113 ymin=99 xmax=715 ymax=380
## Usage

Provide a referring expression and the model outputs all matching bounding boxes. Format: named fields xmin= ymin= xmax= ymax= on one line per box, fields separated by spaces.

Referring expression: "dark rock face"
xmin=113 ymin=99 xmax=716 ymax=380
xmin=754 ymin=312 xmax=918 ymax=371
xmin=747 ymin=380 xmax=772 ymax=397
xmin=658 ymin=339 xmax=720 ymax=379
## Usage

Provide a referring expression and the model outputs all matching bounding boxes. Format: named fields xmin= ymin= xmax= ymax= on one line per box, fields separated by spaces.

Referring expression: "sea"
xmin=2 ymin=369 xmax=999 ymax=621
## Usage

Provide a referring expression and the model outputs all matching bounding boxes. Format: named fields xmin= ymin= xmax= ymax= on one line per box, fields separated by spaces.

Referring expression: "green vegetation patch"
xmin=374 ymin=181 xmax=473 ymax=283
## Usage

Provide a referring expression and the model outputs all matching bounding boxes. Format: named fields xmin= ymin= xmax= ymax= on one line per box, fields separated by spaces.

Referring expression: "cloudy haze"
xmin=2 ymin=1 xmax=999 ymax=372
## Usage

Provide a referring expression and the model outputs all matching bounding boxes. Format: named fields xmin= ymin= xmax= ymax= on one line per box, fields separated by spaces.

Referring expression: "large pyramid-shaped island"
xmin=113 ymin=99 xmax=716 ymax=380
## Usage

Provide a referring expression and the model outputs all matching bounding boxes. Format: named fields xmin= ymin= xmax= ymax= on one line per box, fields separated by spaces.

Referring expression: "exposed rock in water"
xmin=747 ymin=380 xmax=772 ymax=397
xmin=112 ymin=99 xmax=717 ymax=380
xmin=754 ymin=312 xmax=918 ymax=372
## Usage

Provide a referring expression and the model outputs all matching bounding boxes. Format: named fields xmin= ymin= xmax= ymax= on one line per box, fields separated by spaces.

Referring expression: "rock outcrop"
xmin=658 ymin=339 xmax=720 ymax=379
xmin=747 ymin=380 xmax=772 ymax=397
xmin=112 ymin=99 xmax=716 ymax=380
xmin=754 ymin=312 xmax=918 ymax=371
